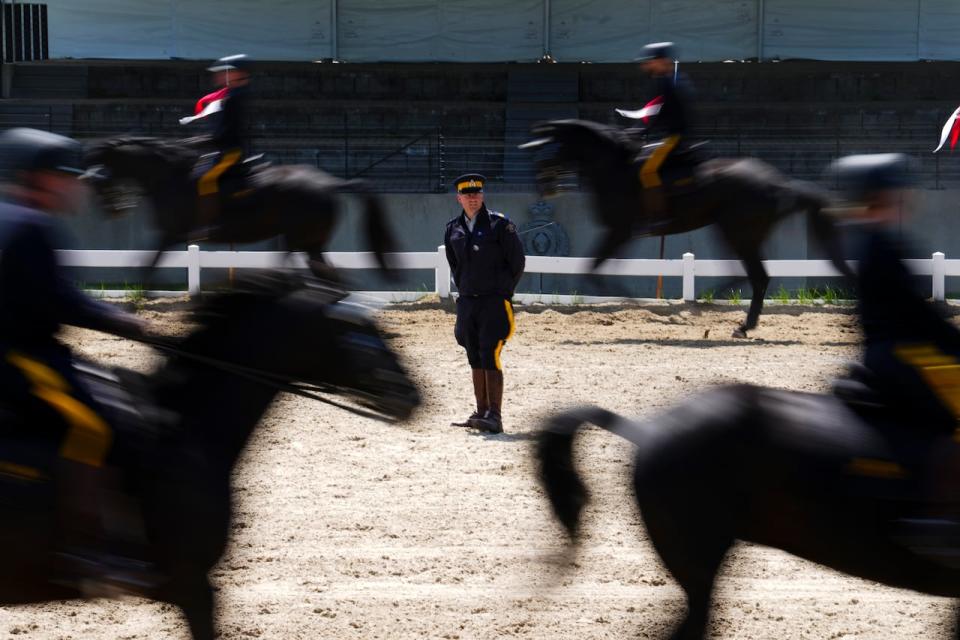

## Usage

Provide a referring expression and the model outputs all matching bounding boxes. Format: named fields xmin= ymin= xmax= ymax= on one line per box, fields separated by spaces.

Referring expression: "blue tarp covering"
xmin=40 ymin=0 xmax=960 ymax=62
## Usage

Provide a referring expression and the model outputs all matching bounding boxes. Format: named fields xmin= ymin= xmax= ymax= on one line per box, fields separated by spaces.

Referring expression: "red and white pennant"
xmin=934 ymin=105 xmax=960 ymax=153
xmin=179 ymin=87 xmax=228 ymax=125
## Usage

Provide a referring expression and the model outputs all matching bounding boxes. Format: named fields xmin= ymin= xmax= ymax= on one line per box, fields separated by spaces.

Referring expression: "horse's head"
xmin=521 ymin=119 xmax=637 ymax=195
xmin=317 ymin=300 xmax=421 ymax=422
xmin=176 ymin=273 xmax=421 ymax=425
xmin=83 ymin=137 xmax=198 ymax=218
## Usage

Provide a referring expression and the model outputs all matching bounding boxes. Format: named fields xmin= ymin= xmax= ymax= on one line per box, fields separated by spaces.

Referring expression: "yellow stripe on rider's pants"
xmin=198 ymin=149 xmax=242 ymax=197
xmin=0 ymin=460 xmax=46 ymax=482
xmin=894 ymin=344 xmax=960 ymax=420
xmin=640 ymin=134 xmax=681 ymax=189
xmin=493 ymin=300 xmax=516 ymax=371
xmin=6 ymin=352 xmax=112 ymax=468
xmin=504 ymin=299 xmax=515 ymax=341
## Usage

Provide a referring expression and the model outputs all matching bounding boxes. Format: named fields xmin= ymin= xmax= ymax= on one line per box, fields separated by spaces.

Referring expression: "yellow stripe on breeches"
xmin=493 ymin=300 xmax=516 ymax=371
xmin=198 ymin=149 xmax=242 ymax=197
xmin=894 ymin=344 xmax=960 ymax=421
xmin=640 ymin=135 xmax=681 ymax=189
xmin=5 ymin=352 xmax=112 ymax=468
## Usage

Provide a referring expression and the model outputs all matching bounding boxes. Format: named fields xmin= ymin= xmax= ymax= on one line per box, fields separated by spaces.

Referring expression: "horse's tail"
xmin=343 ymin=180 xmax=396 ymax=273
xmin=535 ymin=405 xmax=642 ymax=541
xmin=789 ymin=179 xmax=855 ymax=281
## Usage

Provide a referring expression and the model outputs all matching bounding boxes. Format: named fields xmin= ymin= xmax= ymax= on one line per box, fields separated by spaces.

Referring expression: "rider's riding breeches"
xmin=0 ymin=349 xmax=112 ymax=467
xmin=640 ymin=135 xmax=681 ymax=189
xmin=867 ymin=341 xmax=960 ymax=435
xmin=197 ymin=148 xmax=242 ymax=198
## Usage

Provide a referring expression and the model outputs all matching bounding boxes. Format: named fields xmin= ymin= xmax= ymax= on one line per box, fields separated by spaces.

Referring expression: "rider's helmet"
xmin=827 ymin=154 xmax=917 ymax=204
xmin=0 ymin=127 xmax=84 ymax=182
xmin=637 ymin=41 xmax=676 ymax=61
xmin=207 ymin=53 xmax=251 ymax=73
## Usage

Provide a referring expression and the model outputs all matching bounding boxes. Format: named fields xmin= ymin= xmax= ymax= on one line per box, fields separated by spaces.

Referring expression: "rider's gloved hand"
xmin=108 ymin=312 xmax=151 ymax=340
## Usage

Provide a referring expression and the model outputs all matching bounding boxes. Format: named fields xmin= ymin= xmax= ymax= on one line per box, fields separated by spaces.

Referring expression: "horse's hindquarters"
xmin=635 ymin=386 xmax=960 ymax=598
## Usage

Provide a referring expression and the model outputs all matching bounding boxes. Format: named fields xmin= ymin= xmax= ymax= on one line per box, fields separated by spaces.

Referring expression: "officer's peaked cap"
xmin=0 ymin=128 xmax=84 ymax=181
xmin=455 ymin=173 xmax=486 ymax=194
xmin=827 ymin=154 xmax=917 ymax=202
xmin=208 ymin=54 xmax=251 ymax=72
xmin=636 ymin=42 xmax=676 ymax=61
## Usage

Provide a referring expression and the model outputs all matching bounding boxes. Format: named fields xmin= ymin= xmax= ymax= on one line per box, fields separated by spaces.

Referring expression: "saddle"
xmin=0 ymin=361 xmax=168 ymax=495
xmin=830 ymin=363 xmax=960 ymax=566
xmin=0 ymin=361 xmax=171 ymax=591
xmin=192 ymin=152 xmax=269 ymax=230
xmin=635 ymin=139 xmax=708 ymax=193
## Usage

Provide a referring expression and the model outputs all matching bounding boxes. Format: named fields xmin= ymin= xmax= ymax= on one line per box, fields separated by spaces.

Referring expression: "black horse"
xmin=83 ymin=136 xmax=396 ymax=278
xmin=0 ymin=274 xmax=420 ymax=639
xmin=524 ymin=120 xmax=853 ymax=336
xmin=536 ymin=387 xmax=960 ymax=639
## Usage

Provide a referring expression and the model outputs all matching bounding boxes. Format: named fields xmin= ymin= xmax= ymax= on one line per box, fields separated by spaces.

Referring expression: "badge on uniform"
xmin=473 ymin=244 xmax=479 ymax=251
xmin=506 ymin=223 xmax=516 ymax=233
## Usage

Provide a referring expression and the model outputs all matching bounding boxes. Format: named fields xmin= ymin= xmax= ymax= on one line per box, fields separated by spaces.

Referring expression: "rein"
xmin=133 ymin=334 xmax=398 ymax=423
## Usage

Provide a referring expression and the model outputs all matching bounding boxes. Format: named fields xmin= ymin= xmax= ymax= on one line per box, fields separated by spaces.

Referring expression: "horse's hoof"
xmin=732 ymin=327 xmax=748 ymax=339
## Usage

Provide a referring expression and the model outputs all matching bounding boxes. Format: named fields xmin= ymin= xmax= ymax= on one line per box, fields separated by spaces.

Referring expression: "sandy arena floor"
xmin=2 ymin=299 xmax=956 ymax=639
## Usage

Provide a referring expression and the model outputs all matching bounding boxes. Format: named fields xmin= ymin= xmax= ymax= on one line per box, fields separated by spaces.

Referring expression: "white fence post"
xmin=933 ymin=251 xmax=946 ymax=302
xmin=682 ymin=252 xmax=695 ymax=301
xmin=187 ymin=244 xmax=201 ymax=297
xmin=436 ymin=244 xmax=451 ymax=298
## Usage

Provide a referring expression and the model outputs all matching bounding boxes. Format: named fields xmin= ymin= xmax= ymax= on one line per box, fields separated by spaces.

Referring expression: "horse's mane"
xmin=187 ymin=271 xmax=309 ymax=325
xmin=86 ymin=135 xmax=199 ymax=168
xmin=547 ymin=119 xmax=639 ymax=150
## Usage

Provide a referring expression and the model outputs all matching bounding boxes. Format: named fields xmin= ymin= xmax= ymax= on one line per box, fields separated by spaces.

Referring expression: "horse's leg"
xmin=173 ymin=574 xmax=216 ymax=640
xmin=642 ymin=503 xmax=732 ymax=640
xmin=735 ymin=249 xmax=770 ymax=338
xmin=806 ymin=205 xmax=854 ymax=281
xmin=306 ymin=250 xmax=344 ymax=286
xmin=589 ymin=226 xmax=631 ymax=271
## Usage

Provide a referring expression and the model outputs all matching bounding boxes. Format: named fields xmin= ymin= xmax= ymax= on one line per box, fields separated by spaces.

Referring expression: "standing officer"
xmin=637 ymin=42 xmax=695 ymax=219
xmin=196 ymin=53 xmax=252 ymax=225
xmin=444 ymin=174 xmax=525 ymax=434
xmin=0 ymin=128 xmax=149 ymax=585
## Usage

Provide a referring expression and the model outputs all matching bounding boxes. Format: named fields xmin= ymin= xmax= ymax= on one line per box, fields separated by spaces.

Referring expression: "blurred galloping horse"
xmin=524 ymin=120 xmax=853 ymax=336
xmin=537 ymin=388 xmax=960 ymax=639
xmin=0 ymin=275 xmax=420 ymax=640
xmin=84 ymin=137 xmax=396 ymax=279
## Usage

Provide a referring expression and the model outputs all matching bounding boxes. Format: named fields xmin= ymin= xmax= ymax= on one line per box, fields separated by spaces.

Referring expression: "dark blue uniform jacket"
xmin=856 ymin=227 xmax=960 ymax=350
xmin=0 ymin=203 xmax=132 ymax=353
xmin=211 ymin=84 xmax=249 ymax=153
xmin=651 ymin=73 xmax=694 ymax=137
xmin=444 ymin=206 xmax=525 ymax=298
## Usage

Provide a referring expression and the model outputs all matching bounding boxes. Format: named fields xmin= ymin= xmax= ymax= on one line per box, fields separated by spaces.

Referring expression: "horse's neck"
xmin=151 ymin=360 xmax=279 ymax=472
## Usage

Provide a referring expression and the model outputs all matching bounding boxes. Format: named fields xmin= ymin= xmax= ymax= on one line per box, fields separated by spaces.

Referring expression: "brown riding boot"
xmin=452 ymin=369 xmax=488 ymax=427
xmin=475 ymin=369 xmax=504 ymax=434
xmin=191 ymin=194 xmax=220 ymax=241
xmin=643 ymin=186 xmax=668 ymax=220
xmin=54 ymin=461 xmax=159 ymax=595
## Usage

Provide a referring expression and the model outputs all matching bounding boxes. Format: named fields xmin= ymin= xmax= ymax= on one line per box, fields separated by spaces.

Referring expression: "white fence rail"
xmin=59 ymin=245 xmax=955 ymax=302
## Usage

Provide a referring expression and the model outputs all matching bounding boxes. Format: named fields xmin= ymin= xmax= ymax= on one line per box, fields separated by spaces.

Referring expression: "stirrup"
xmin=53 ymin=548 xmax=162 ymax=596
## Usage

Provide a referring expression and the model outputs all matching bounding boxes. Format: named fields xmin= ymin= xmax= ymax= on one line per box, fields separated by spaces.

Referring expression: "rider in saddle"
xmin=0 ymin=128 xmax=152 ymax=588
xmin=195 ymin=53 xmax=252 ymax=229
xmin=831 ymin=153 xmax=960 ymax=435
xmin=636 ymin=41 xmax=696 ymax=222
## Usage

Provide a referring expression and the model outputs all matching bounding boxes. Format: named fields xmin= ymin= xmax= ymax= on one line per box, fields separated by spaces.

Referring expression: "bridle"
xmin=135 ymin=333 xmax=402 ymax=423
